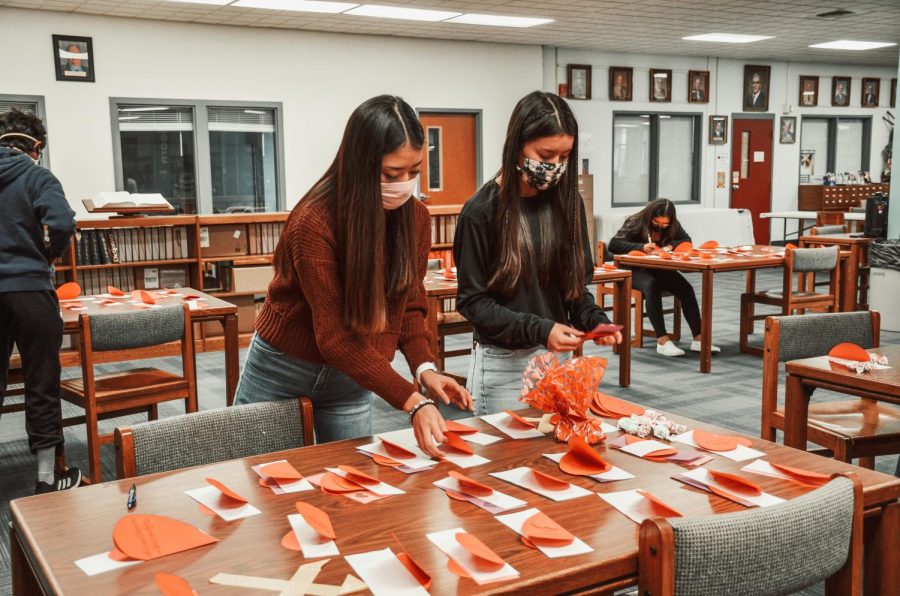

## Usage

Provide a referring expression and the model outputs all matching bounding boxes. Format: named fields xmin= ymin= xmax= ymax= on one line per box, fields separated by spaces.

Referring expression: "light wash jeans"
xmin=234 ymin=334 xmax=373 ymax=444
xmin=467 ymin=343 xmax=547 ymax=416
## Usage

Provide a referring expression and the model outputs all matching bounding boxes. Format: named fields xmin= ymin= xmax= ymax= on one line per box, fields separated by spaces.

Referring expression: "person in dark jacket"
xmin=0 ymin=109 xmax=81 ymax=493
xmin=454 ymin=91 xmax=622 ymax=415
xmin=608 ymin=198 xmax=719 ymax=357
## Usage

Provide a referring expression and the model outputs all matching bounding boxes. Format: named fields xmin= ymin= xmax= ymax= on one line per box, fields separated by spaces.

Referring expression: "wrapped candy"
xmin=520 ymin=353 xmax=608 ymax=444
xmin=616 ymin=410 xmax=687 ymax=441
xmin=843 ymin=353 xmax=889 ymax=374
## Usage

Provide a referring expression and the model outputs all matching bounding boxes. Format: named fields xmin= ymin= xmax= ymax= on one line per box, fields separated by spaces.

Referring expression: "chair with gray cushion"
xmin=61 ymin=304 xmax=197 ymax=483
xmin=114 ymin=397 xmax=314 ymax=478
xmin=638 ymin=473 xmax=863 ymax=596
xmin=740 ymin=245 xmax=840 ymax=356
xmin=810 ymin=224 xmax=848 ymax=236
xmin=761 ymin=311 xmax=900 ymax=469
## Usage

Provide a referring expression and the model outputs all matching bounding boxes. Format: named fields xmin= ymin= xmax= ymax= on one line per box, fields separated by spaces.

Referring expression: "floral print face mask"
xmin=517 ymin=156 xmax=568 ymax=191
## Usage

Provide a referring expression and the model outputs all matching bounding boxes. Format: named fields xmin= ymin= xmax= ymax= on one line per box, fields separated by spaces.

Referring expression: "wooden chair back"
xmin=816 ymin=211 xmax=846 ymax=226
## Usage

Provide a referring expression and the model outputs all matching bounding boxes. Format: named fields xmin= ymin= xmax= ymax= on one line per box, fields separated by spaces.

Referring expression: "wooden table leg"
xmin=223 ymin=314 xmax=239 ymax=407
xmin=11 ymin=523 xmax=43 ymax=596
xmin=864 ymin=500 xmax=899 ymax=595
xmin=783 ymin=373 xmax=814 ymax=449
xmin=614 ymin=276 xmax=632 ymax=387
xmin=844 ymin=245 xmax=860 ymax=311
xmin=699 ymin=269 xmax=713 ymax=373
xmin=426 ymin=296 xmax=440 ymax=366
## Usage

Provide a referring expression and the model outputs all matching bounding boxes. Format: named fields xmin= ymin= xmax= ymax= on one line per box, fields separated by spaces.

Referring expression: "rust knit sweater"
xmin=254 ymin=198 xmax=434 ymax=409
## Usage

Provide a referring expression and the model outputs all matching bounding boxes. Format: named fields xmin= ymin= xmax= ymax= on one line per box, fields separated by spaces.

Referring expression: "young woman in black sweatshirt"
xmin=453 ymin=91 xmax=622 ymax=415
xmin=608 ymin=198 xmax=719 ymax=357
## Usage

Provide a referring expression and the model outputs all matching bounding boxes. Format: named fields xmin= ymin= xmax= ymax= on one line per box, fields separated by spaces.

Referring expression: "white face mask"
xmin=381 ymin=176 xmax=418 ymax=210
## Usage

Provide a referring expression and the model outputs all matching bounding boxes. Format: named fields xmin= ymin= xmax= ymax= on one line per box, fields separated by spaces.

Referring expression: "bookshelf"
xmin=427 ymin=204 xmax=461 ymax=267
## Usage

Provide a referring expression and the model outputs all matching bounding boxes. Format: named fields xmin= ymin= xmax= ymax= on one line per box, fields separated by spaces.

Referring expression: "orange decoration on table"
xmin=444 ymin=420 xmax=477 ymax=434
xmin=591 ymin=393 xmax=644 ymax=419
xmin=769 ymin=463 xmax=830 ymax=487
xmin=627 ymin=250 xmax=646 ymax=257
xmin=295 ymin=501 xmax=336 ymax=539
xmin=521 ymin=511 xmax=575 ymax=546
xmin=55 ymin=282 xmax=81 ymax=300
xmin=380 ymin=438 xmax=416 ymax=459
xmin=530 ymin=468 xmax=570 ymax=491
xmin=392 ymin=532 xmax=432 ymax=589
xmin=205 ymin=477 xmax=248 ymax=503
xmin=371 ymin=453 xmax=402 ymax=467
xmin=708 ymin=470 xmax=762 ymax=495
xmin=112 ymin=514 xmax=217 ymax=560
xmin=447 ymin=558 xmax=473 ymax=578
xmin=448 ymin=470 xmax=493 ymax=497
xmin=601 ymin=262 xmax=618 ymax=270
xmin=659 ymin=251 xmax=674 ymax=260
xmin=674 ymin=241 xmax=693 ymax=253
xmin=828 ymin=342 xmax=871 ymax=362
xmin=503 ymin=409 xmax=536 ymax=429
xmin=108 ymin=548 xmax=133 ymax=562
xmin=259 ymin=461 xmax=303 ymax=482
xmin=699 ymin=240 xmax=719 ymax=249
xmin=637 ymin=489 xmax=683 ymax=517
xmin=319 ymin=472 xmax=363 ymax=493
xmin=454 ymin=532 xmax=505 ymax=571
xmin=107 ymin=285 xmax=125 ymax=296
xmin=693 ymin=429 xmax=752 ymax=452
xmin=520 ymin=352 xmax=608 ymax=443
xmin=337 ymin=465 xmax=380 ymax=486
xmin=442 ymin=431 xmax=474 ymax=455
xmin=131 ymin=289 xmax=156 ymax=304
xmin=281 ymin=530 xmax=301 ymax=551
xmin=559 ymin=435 xmax=612 ymax=476
xmin=155 ymin=572 xmax=197 ymax=596
xmin=442 ymin=268 xmax=456 ymax=280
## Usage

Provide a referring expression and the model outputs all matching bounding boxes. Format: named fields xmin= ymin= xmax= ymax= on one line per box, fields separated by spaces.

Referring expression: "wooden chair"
xmin=639 ymin=473 xmax=863 ymax=596
xmin=426 ymin=259 xmax=473 ymax=372
xmin=0 ymin=354 xmax=25 ymax=416
xmin=816 ymin=211 xmax=846 ymax=227
xmin=761 ymin=311 xmax=900 ymax=469
xmin=810 ymin=224 xmax=848 ymax=236
xmin=739 ymin=246 xmax=840 ymax=356
xmin=596 ymin=241 xmax=681 ymax=348
xmin=114 ymin=397 xmax=314 ymax=479
xmin=61 ymin=304 xmax=198 ymax=483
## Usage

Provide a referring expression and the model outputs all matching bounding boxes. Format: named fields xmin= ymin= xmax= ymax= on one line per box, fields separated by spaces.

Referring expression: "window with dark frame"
xmin=798 ymin=116 xmax=871 ymax=184
xmin=111 ymin=99 xmax=284 ymax=214
xmin=0 ymin=95 xmax=51 ymax=169
xmin=426 ymin=126 xmax=442 ymax=191
xmin=612 ymin=112 xmax=701 ymax=205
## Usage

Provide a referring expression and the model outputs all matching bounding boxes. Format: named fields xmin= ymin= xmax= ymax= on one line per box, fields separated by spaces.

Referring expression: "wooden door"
xmin=730 ymin=118 xmax=773 ymax=245
xmin=418 ymin=113 xmax=477 ymax=206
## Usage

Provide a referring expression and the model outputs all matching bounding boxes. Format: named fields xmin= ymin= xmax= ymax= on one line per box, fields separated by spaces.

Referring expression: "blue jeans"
xmin=467 ymin=343 xmax=546 ymax=416
xmin=234 ymin=335 xmax=373 ymax=444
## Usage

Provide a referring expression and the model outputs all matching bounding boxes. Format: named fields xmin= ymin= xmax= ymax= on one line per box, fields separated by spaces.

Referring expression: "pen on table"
xmin=127 ymin=483 xmax=137 ymax=510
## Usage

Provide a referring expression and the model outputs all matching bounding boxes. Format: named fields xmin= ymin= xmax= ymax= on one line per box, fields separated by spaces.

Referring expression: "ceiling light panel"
xmin=809 ymin=40 xmax=897 ymax=51
xmin=344 ymin=5 xmax=461 ymax=22
xmin=232 ymin=0 xmax=359 ymax=13
xmin=682 ymin=33 xmax=774 ymax=43
xmin=446 ymin=14 xmax=553 ymax=28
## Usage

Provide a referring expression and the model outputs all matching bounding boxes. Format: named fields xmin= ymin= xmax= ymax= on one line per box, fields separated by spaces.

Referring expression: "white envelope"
xmin=542 ymin=452 xmax=635 ymax=482
xmin=426 ymin=528 xmax=519 ymax=585
xmin=356 ymin=441 xmax=436 ymax=471
xmin=495 ymin=507 xmax=593 ymax=558
xmin=324 ymin=467 xmax=405 ymax=496
xmin=480 ymin=412 xmax=544 ymax=439
xmin=287 ymin=513 xmax=340 ymax=559
xmin=461 ymin=431 xmax=503 ymax=446
xmin=74 ymin=551 xmax=142 ymax=577
xmin=184 ymin=485 xmax=261 ymax=521
xmin=433 ymin=476 xmax=527 ymax=514
xmin=489 ymin=466 xmax=593 ymax=501
xmin=675 ymin=467 xmax=784 ymax=507
xmin=671 ymin=430 xmax=765 ymax=462
xmin=251 ymin=459 xmax=313 ymax=494
xmin=345 ymin=547 xmax=429 ymax=596
xmin=619 ymin=439 xmax=675 ymax=459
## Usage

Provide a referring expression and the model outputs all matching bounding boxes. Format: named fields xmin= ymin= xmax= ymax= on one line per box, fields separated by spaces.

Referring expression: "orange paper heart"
xmin=708 ymin=470 xmax=762 ymax=495
xmin=381 ymin=438 xmax=416 ymax=460
xmin=449 ymin=470 xmax=493 ymax=497
xmin=591 ymin=393 xmax=645 ymax=419
xmin=131 ymin=289 xmax=156 ymax=304
xmin=55 ymin=282 xmax=81 ymax=300
xmin=699 ymin=240 xmax=719 ymax=249
xmin=205 ymin=477 xmax=248 ymax=504
xmin=674 ymin=241 xmax=693 ymax=253
xmin=107 ymin=285 xmax=125 ymax=296
xmin=627 ymin=250 xmax=647 ymax=257
xmin=155 ymin=572 xmax=196 ymax=596
xmin=281 ymin=530 xmax=301 ymax=551
xmin=454 ymin=532 xmax=505 ymax=571
xmin=659 ymin=251 xmax=674 ymax=260
xmin=371 ymin=453 xmax=402 ymax=467
xmin=444 ymin=420 xmax=477 ymax=435
xmin=769 ymin=463 xmax=830 ymax=487
xmin=642 ymin=447 xmax=679 ymax=459
xmin=693 ymin=429 xmax=752 ymax=452
xmin=442 ymin=431 xmax=474 ymax=455
xmin=637 ymin=489 xmax=683 ymax=517
xmin=828 ymin=342 xmax=870 ymax=362
xmin=108 ymin=548 xmax=133 ymax=562
xmin=295 ymin=501 xmax=336 ymax=539
xmin=319 ymin=472 xmax=363 ymax=493
xmin=601 ymin=263 xmax=618 ymax=271
xmin=447 ymin=557 xmax=473 ymax=578
xmin=521 ymin=511 xmax=575 ymax=546
xmin=337 ymin=465 xmax=380 ymax=486
xmin=259 ymin=461 xmax=303 ymax=482
xmin=113 ymin=514 xmax=217 ymax=560
xmin=560 ymin=435 xmax=612 ymax=476
xmin=397 ymin=552 xmax=432 ymax=589
xmin=531 ymin=468 xmax=570 ymax=491
xmin=503 ymin=410 xmax=536 ymax=429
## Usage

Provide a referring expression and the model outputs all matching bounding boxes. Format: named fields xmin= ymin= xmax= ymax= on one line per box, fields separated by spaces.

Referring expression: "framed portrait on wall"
xmin=609 ymin=66 xmax=633 ymax=101
xmin=709 ymin=115 xmax=728 ymax=144
xmin=688 ymin=70 xmax=709 ymax=103
xmin=861 ymin=78 xmax=880 ymax=107
xmin=832 ymin=76 xmax=851 ymax=107
xmin=779 ymin=116 xmax=796 ymax=144
xmin=799 ymin=75 xmax=818 ymax=107
xmin=743 ymin=65 xmax=770 ymax=112
xmin=52 ymin=34 xmax=95 ymax=83
xmin=650 ymin=69 xmax=672 ymax=102
xmin=567 ymin=64 xmax=592 ymax=100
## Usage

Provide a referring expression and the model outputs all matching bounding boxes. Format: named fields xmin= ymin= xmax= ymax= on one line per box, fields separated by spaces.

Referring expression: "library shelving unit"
xmin=426 ymin=204 xmax=462 ymax=266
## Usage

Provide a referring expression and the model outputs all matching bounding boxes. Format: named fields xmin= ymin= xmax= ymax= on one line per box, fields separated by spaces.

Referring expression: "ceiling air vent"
xmin=815 ymin=9 xmax=856 ymax=20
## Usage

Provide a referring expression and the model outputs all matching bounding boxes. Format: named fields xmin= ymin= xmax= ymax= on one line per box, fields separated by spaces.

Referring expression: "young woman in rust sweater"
xmin=234 ymin=95 xmax=472 ymax=457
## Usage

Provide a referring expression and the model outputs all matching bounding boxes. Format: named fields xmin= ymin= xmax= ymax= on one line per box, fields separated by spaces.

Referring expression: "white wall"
xmin=546 ymin=48 xmax=896 ymax=240
xmin=1 ymin=7 xmax=543 ymax=217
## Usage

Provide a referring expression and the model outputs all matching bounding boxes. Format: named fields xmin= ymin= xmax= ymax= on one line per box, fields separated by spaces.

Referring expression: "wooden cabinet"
xmin=798 ymin=183 xmax=889 ymax=212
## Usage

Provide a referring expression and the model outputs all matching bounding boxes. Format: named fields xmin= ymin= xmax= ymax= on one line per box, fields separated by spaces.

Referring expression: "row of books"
xmin=69 ymin=265 xmax=188 ymax=296
xmin=75 ymin=227 xmax=191 ymax=265
xmin=248 ymin=222 xmax=285 ymax=255
xmin=430 ymin=213 xmax=459 ymax=246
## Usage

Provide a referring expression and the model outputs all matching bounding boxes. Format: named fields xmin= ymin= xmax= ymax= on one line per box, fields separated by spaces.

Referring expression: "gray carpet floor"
xmin=1 ymin=268 xmax=898 ymax=595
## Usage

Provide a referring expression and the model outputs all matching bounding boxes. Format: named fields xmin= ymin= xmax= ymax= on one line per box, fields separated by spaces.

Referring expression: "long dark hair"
xmin=274 ymin=95 xmax=423 ymax=333
xmin=619 ymin=198 xmax=683 ymax=246
xmin=488 ymin=91 xmax=585 ymax=301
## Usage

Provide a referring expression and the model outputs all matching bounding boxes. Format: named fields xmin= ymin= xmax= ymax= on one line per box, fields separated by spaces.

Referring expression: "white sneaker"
xmin=656 ymin=341 xmax=685 ymax=357
xmin=690 ymin=340 xmax=721 ymax=353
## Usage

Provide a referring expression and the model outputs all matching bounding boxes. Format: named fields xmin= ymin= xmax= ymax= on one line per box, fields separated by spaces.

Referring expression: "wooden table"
xmin=59 ymin=288 xmax=240 ymax=406
xmin=799 ymin=233 xmax=873 ymax=311
xmin=11 ymin=407 xmax=898 ymax=595
xmin=424 ymin=268 xmax=633 ymax=387
xmin=614 ymin=246 xmax=785 ymax=373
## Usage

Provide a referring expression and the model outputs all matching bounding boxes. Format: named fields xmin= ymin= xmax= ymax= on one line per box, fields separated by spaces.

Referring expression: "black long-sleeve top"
xmin=607 ymin=214 xmax=692 ymax=255
xmin=453 ymin=181 xmax=610 ymax=350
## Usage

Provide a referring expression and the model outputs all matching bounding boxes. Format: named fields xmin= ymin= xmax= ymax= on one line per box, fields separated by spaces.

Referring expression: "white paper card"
xmin=620 ymin=439 xmax=677 ymax=458
xmin=355 ymin=449 xmax=434 ymax=475
xmin=426 ymin=528 xmax=519 ymax=585
xmin=324 ymin=467 xmax=405 ymax=496
xmin=495 ymin=508 xmax=593 ymax=558
xmin=490 ymin=467 xmax=592 ymax=501
xmin=441 ymin=450 xmax=491 ymax=469
xmin=543 ymin=452 xmax=635 ymax=482
xmin=184 ymin=485 xmax=261 ymax=521
xmin=75 ymin=551 xmax=142 ymax=577
xmin=356 ymin=442 xmax=436 ymax=471
xmin=675 ymin=468 xmax=784 ymax=508
xmin=672 ymin=430 xmax=765 ymax=462
xmin=433 ymin=476 xmax=527 ymax=514
xmin=480 ymin=412 xmax=544 ymax=439
xmin=287 ymin=513 xmax=340 ymax=559
xmin=345 ymin=547 xmax=429 ymax=596
xmin=597 ymin=490 xmax=662 ymax=524
xmin=462 ymin=431 xmax=503 ymax=446
xmin=251 ymin=460 xmax=313 ymax=494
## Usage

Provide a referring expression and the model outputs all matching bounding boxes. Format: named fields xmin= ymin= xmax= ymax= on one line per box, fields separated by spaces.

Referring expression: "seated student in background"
xmin=608 ymin=198 xmax=719 ymax=357
xmin=234 ymin=95 xmax=472 ymax=458
xmin=454 ymin=91 xmax=622 ymax=416
xmin=0 ymin=109 xmax=80 ymax=493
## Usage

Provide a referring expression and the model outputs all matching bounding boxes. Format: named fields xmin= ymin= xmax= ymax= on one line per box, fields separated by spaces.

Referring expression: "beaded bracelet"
xmin=408 ymin=398 xmax=437 ymax=423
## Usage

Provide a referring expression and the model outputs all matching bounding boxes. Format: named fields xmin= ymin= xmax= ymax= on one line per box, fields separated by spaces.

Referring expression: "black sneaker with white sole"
xmin=34 ymin=467 xmax=82 ymax=495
